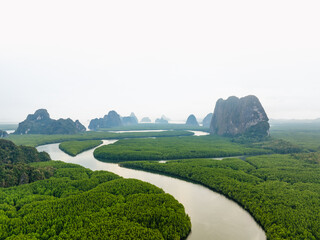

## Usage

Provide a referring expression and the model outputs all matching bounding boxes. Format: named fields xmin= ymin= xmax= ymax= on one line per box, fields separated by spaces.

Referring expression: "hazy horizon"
xmin=1 ymin=1 xmax=320 ymax=123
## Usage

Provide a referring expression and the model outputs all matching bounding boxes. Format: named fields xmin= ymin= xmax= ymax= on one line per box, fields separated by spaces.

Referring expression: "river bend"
xmin=37 ymin=140 xmax=266 ymax=240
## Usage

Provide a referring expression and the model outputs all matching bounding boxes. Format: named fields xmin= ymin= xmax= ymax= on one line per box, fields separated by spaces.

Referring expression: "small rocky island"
xmin=122 ymin=112 xmax=139 ymax=126
xmin=14 ymin=109 xmax=86 ymax=135
xmin=89 ymin=110 xmax=123 ymax=130
xmin=141 ymin=117 xmax=151 ymax=123
xmin=186 ymin=114 xmax=199 ymax=126
xmin=202 ymin=113 xmax=213 ymax=128
xmin=210 ymin=95 xmax=270 ymax=138
xmin=155 ymin=117 xmax=168 ymax=124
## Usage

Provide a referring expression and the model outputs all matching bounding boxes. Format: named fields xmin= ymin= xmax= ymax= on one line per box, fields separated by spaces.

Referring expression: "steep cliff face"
xmin=210 ymin=95 xmax=269 ymax=137
xmin=186 ymin=114 xmax=199 ymax=126
xmin=75 ymin=120 xmax=86 ymax=132
xmin=88 ymin=110 xmax=123 ymax=130
xmin=14 ymin=109 xmax=86 ymax=135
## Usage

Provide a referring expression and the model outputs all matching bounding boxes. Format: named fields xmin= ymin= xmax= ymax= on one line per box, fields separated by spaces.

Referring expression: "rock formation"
xmin=14 ymin=109 xmax=86 ymax=135
xmin=155 ymin=117 xmax=169 ymax=124
xmin=122 ymin=112 xmax=138 ymax=126
xmin=0 ymin=130 xmax=8 ymax=138
xmin=186 ymin=114 xmax=199 ymax=126
xmin=210 ymin=95 xmax=270 ymax=137
xmin=161 ymin=115 xmax=170 ymax=121
xmin=202 ymin=113 xmax=213 ymax=128
xmin=89 ymin=110 xmax=123 ymax=130
xmin=107 ymin=111 xmax=123 ymax=127
xmin=141 ymin=117 xmax=151 ymax=123
xmin=130 ymin=112 xmax=138 ymax=123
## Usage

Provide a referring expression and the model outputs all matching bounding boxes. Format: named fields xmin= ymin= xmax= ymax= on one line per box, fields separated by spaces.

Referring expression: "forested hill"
xmin=0 ymin=139 xmax=51 ymax=187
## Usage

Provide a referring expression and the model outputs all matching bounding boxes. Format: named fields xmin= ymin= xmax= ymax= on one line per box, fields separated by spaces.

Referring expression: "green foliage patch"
xmin=93 ymin=135 xmax=274 ymax=162
xmin=0 ymin=139 xmax=51 ymax=187
xmin=7 ymin=130 xmax=194 ymax=147
xmin=121 ymin=154 xmax=320 ymax=240
xmin=59 ymin=140 xmax=103 ymax=156
xmin=270 ymin=122 xmax=320 ymax=151
xmin=0 ymin=161 xmax=191 ymax=240
xmin=242 ymin=137 xmax=304 ymax=154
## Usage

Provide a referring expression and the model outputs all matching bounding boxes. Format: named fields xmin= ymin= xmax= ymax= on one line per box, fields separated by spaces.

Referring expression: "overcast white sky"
xmin=1 ymin=0 xmax=320 ymax=124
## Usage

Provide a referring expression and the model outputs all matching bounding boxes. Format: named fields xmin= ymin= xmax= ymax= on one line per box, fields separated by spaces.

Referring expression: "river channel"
xmin=37 ymin=140 xmax=266 ymax=240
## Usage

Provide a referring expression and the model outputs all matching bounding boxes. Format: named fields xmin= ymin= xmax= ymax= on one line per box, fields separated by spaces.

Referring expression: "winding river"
xmin=37 ymin=140 xmax=266 ymax=240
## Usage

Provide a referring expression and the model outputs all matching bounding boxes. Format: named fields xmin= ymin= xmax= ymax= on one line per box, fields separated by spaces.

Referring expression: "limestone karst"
xmin=14 ymin=109 xmax=86 ymax=135
xmin=210 ymin=95 xmax=270 ymax=137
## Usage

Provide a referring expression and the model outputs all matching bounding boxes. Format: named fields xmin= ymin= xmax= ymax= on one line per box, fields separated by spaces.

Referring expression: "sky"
xmin=1 ymin=0 xmax=320 ymax=124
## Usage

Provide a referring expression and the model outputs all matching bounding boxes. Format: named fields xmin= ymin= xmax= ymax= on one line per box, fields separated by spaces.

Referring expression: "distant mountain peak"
xmin=14 ymin=109 xmax=86 ymax=135
xmin=186 ymin=114 xmax=199 ymax=126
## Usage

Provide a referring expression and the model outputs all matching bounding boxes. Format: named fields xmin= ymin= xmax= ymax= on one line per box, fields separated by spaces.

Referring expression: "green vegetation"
xmin=233 ymin=137 xmax=304 ymax=154
xmin=4 ymin=119 xmax=320 ymax=240
xmin=0 ymin=162 xmax=191 ymax=240
xmin=270 ymin=123 xmax=320 ymax=151
xmin=7 ymin=130 xmax=193 ymax=147
xmin=94 ymin=135 xmax=302 ymax=162
xmin=99 ymin=123 xmax=208 ymax=131
xmin=0 ymin=140 xmax=191 ymax=239
xmin=121 ymin=153 xmax=320 ymax=240
xmin=59 ymin=140 xmax=103 ymax=156
xmin=0 ymin=139 xmax=51 ymax=187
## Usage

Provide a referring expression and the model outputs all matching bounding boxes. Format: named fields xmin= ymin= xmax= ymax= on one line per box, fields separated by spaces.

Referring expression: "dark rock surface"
xmin=14 ymin=109 xmax=86 ymax=135
xmin=186 ymin=114 xmax=199 ymax=126
xmin=89 ymin=110 xmax=123 ymax=130
xmin=202 ymin=113 xmax=213 ymax=128
xmin=210 ymin=95 xmax=270 ymax=137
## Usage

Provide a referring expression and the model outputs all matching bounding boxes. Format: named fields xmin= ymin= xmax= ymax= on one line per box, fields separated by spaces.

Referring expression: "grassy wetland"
xmin=7 ymin=130 xmax=193 ymax=147
xmin=59 ymin=140 xmax=103 ymax=156
xmin=93 ymin=135 xmax=302 ymax=163
xmin=270 ymin=122 xmax=320 ymax=151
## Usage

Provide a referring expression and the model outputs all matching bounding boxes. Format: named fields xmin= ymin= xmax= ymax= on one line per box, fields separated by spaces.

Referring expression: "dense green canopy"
xmin=0 ymin=139 xmax=51 ymax=187
xmin=0 ymin=140 xmax=191 ymax=240
xmin=122 ymin=153 xmax=320 ymax=240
